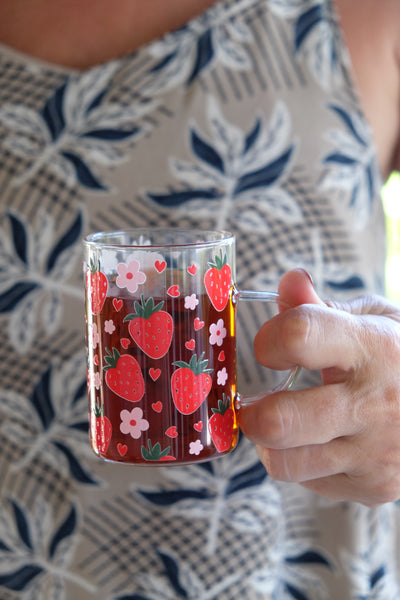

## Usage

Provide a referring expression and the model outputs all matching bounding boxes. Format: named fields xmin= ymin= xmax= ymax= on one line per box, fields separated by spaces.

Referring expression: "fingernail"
xmin=295 ymin=268 xmax=314 ymax=288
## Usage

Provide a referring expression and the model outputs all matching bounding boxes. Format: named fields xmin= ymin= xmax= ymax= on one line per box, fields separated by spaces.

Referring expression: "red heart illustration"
xmin=218 ymin=350 xmax=225 ymax=361
xmin=152 ymin=401 xmax=163 ymax=413
xmin=121 ymin=338 xmax=130 ymax=349
xmin=185 ymin=339 xmax=195 ymax=351
xmin=113 ymin=298 xmax=123 ymax=311
xmin=187 ymin=264 xmax=197 ymax=275
xmin=194 ymin=317 xmax=205 ymax=331
xmin=117 ymin=443 xmax=128 ymax=457
xmin=166 ymin=426 xmax=178 ymax=438
xmin=194 ymin=421 xmax=203 ymax=432
xmin=167 ymin=285 xmax=180 ymax=298
xmin=149 ymin=367 xmax=161 ymax=381
xmin=93 ymin=354 xmax=99 ymax=366
xmin=155 ymin=260 xmax=167 ymax=273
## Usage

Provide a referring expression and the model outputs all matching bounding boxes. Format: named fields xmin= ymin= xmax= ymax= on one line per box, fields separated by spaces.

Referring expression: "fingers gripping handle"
xmin=234 ymin=288 xmax=301 ymax=407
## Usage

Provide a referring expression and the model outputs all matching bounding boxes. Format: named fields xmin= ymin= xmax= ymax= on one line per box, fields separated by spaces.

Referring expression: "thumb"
xmin=278 ymin=269 xmax=325 ymax=308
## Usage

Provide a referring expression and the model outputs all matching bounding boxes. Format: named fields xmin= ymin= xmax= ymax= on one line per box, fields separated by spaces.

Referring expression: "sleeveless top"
xmin=0 ymin=0 xmax=398 ymax=598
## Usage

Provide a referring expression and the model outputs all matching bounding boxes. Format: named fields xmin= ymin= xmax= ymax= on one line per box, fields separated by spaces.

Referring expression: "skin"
xmin=240 ymin=0 xmax=400 ymax=508
xmin=0 ymin=0 xmax=398 ymax=173
xmin=240 ymin=269 xmax=400 ymax=507
xmin=334 ymin=0 xmax=400 ymax=179
xmin=1 ymin=0 xmax=400 ymax=506
xmin=0 ymin=0 xmax=217 ymax=70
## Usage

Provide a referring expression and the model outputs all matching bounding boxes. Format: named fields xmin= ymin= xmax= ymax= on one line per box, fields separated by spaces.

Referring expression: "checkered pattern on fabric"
xmin=0 ymin=1 xmax=396 ymax=599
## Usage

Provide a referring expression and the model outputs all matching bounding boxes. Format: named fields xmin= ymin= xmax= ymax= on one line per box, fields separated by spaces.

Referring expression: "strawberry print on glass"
xmin=204 ymin=251 xmax=231 ymax=312
xmin=86 ymin=258 xmax=108 ymax=314
xmin=84 ymin=228 xmax=298 ymax=465
xmin=171 ymin=352 xmax=213 ymax=415
xmin=124 ymin=296 xmax=174 ymax=359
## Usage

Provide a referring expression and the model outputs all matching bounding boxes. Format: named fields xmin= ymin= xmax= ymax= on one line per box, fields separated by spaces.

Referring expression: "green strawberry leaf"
xmin=88 ymin=257 xmax=101 ymax=274
xmin=208 ymin=249 xmax=227 ymax=271
xmin=103 ymin=347 xmax=120 ymax=370
xmin=94 ymin=400 xmax=105 ymax=418
xmin=211 ymin=393 xmax=230 ymax=415
xmin=124 ymin=294 xmax=164 ymax=321
xmin=141 ymin=440 xmax=171 ymax=461
xmin=173 ymin=352 xmax=213 ymax=375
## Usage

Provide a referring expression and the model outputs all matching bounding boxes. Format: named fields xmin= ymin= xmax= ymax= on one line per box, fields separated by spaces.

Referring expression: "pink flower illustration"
xmin=92 ymin=323 xmax=100 ymax=350
xmin=189 ymin=439 xmax=204 ymax=455
xmin=104 ymin=319 xmax=116 ymax=334
xmin=93 ymin=372 xmax=101 ymax=390
xmin=116 ymin=260 xmax=146 ymax=293
xmin=209 ymin=318 xmax=227 ymax=346
xmin=120 ymin=407 xmax=149 ymax=439
xmin=184 ymin=294 xmax=199 ymax=310
xmin=217 ymin=367 xmax=228 ymax=385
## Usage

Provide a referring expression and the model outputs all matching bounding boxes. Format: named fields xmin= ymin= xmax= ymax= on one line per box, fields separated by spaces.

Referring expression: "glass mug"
xmin=83 ymin=229 xmax=298 ymax=466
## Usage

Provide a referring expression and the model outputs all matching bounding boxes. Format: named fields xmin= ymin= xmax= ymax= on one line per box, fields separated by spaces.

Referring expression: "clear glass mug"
xmin=83 ymin=228 xmax=298 ymax=466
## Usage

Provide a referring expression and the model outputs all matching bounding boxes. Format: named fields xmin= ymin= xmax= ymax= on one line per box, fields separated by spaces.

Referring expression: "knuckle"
xmin=264 ymin=449 xmax=293 ymax=482
xmin=380 ymin=384 xmax=400 ymax=430
xmin=257 ymin=397 xmax=293 ymax=448
xmin=382 ymin=327 xmax=400 ymax=363
xmin=279 ymin=307 xmax=312 ymax=363
xmin=356 ymin=445 xmax=400 ymax=507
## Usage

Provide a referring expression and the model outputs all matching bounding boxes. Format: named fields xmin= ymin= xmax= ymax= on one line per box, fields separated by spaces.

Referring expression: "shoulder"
xmin=334 ymin=0 xmax=400 ymax=178
xmin=334 ymin=0 xmax=400 ymax=45
xmin=335 ymin=0 xmax=400 ymax=28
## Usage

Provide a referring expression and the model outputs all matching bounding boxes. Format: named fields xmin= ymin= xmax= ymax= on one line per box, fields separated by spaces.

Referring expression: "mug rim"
xmin=83 ymin=228 xmax=235 ymax=250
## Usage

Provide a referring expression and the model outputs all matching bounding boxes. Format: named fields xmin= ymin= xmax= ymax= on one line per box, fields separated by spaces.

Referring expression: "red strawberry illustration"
xmin=141 ymin=440 xmax=176 ymax=462
xmin=92 ymin=401 xmax=112 ymax=454
xmin=104 ymin=347 xmax=144 ymax=402
xmin=86 ymin=259 xmax=108 ymax=314
xmin=208 ymin=393 xmax=235 ymax=453
xmin=124 ymin=295 xmax=173 ymax=359
xmin=171 ymin=352 xmax=213 ymax=415
xmin=204 ymin=251 xmax=231 ymax=312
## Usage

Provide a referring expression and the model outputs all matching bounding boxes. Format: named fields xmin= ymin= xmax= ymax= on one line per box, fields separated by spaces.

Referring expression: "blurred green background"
xmin=383 ymin=171 xmax=400 ymax=304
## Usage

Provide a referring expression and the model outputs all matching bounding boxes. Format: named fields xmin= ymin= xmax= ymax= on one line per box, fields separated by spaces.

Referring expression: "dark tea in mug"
xmin=84 ymin=228 xmax=297 ymax=466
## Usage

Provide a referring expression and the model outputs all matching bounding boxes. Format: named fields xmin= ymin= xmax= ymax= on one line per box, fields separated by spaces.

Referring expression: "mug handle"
xmin=234 ymin=288 xmax=301 ymax=407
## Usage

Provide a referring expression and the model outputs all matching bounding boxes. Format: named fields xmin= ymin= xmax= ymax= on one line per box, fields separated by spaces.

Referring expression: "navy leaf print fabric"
xmin=187 ymin=29 xmax=215 ymax=85
xmin=295 ymin=5 xmax=325 ymax=52
xmin=0 ymin=0 xmax=396 ymax=598
xmin=8 ymin=212 xmax=28 ymax=264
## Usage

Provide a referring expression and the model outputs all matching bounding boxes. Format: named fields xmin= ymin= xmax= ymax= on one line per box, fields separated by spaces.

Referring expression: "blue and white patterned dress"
xmin=0 ymin=0 xmax=398 ymax=598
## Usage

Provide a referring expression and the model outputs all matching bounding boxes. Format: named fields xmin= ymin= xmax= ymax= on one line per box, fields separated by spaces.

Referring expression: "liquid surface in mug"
xmin=86 ymin=291 xmax=239 ymax=464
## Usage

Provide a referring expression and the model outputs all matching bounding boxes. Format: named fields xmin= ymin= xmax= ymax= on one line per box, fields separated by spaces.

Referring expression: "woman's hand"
xmin=239 ymin=269 xmax=400 ymax=507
